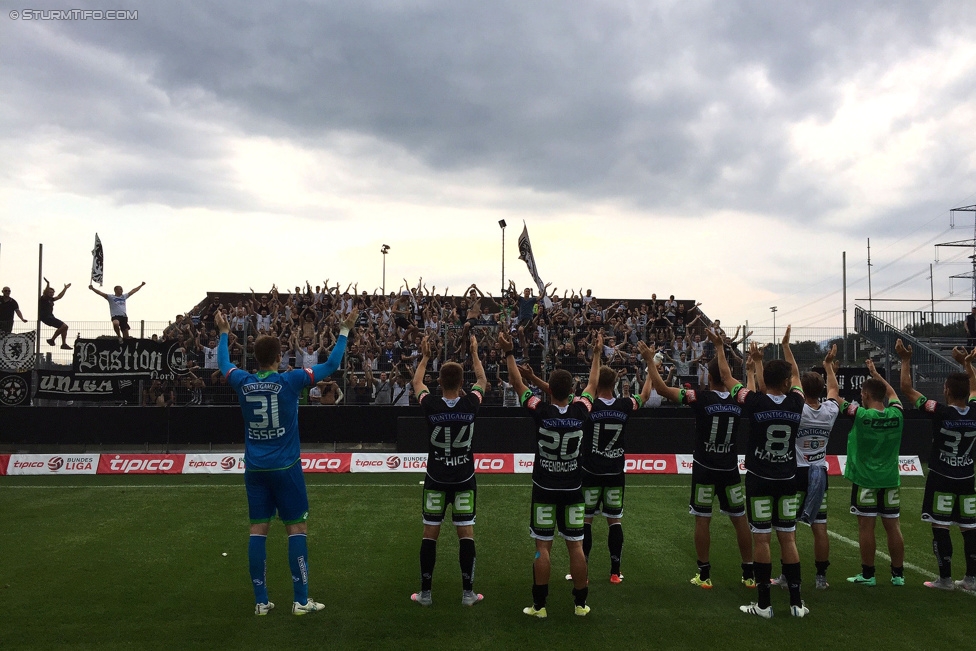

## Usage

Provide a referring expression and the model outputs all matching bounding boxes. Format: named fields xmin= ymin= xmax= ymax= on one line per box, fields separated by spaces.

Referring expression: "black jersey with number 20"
xmin=420 ymin=389 xmax=483 ymax=484
xmin=523 ymin=392 xmax=593 ymax=490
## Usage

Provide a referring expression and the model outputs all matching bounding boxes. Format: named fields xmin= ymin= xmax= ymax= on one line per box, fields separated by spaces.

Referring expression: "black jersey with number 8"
xmin=734 ymin=385 xmax=804 ymax=481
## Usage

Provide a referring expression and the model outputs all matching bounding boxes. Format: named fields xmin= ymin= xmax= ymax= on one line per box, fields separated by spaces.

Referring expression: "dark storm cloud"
xmin=2 ymin=1 xmax=975 ymax=217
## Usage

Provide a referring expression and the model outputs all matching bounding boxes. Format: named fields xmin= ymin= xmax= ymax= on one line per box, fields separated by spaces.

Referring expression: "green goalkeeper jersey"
xmin=842 ymin=400 xmax=904 ymax=488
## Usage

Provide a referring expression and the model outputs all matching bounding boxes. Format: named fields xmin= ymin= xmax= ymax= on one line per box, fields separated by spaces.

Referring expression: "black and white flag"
xmin=517 ymin=223 xmax=552 ymax=308
xmin=91 ymin=233 xmax=104 ymax=287
xmin=0 ymin=331 xmax=36 ymax=371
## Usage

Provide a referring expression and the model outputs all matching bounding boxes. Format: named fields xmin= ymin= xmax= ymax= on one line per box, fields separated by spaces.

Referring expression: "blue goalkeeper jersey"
xmin=227 ymin=367 xmax=312 ymax=471
xmin=219 ymin=331 xmax=348 ymax=471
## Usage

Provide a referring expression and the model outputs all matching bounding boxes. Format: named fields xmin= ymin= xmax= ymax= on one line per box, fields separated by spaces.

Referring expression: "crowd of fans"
xmin=148 ymin=279 xmax=750 ymax=407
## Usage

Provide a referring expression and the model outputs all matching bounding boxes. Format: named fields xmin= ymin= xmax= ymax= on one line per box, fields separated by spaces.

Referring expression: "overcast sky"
xmin=2 ymin=1 xmax=976 ymax=338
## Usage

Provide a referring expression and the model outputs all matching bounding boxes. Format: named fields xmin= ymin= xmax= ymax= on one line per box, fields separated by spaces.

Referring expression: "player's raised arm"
xmin=518 ymin=364 xmax=550 ymax=397
xmin=707 ymin=328 xmax=740 ymax=392
xmin=469 ymin=335 xmax=487 ymax=393
xmin=823 ymin=344 xmax=841 ymax=403
xmin=583 ymin=331 xmax=603 ymax=398
xmin=215 ymin=310 xmax=235 ymax=376
xmin=412 ymin=335 xmax=431 ymax=397
xmin=747 ymin=342 xmax=765 ymax=393
xmin=310 ymin=307 xmax=357 ymax=382
xmin=639 ymin=340 xmax=679 ymax=403
xmin=865 ymin=358 xmax=899 ymax=405
xmin=782 ymin=325 xmax=801 ymax=389
xmin=965 ymin=346 xmax=976 ymax=399
xmin=498 ymin=331 xmax=529 ymax=398
xmin=894 ymin=339 xmax=921 ymax=405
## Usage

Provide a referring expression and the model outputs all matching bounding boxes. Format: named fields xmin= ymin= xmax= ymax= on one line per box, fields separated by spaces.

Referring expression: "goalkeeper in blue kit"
xmin=216 ymin=307 xmax=357 ymax=616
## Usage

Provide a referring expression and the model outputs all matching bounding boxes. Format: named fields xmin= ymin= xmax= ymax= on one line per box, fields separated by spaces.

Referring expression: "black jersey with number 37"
xmin=916 ymin=396 xmax=976 ymax=480
xmin=682 ymin=389 xmax=743 ymax=471
xmin=419 ymin=389 xmax=483 ymax=484
xmin=582 ymin=396 xmax=642 ymax=475
xmin=523 ymin=392 xmax=593 ymax=490
xmin=734 ymin=384 xmax=804 ymax=480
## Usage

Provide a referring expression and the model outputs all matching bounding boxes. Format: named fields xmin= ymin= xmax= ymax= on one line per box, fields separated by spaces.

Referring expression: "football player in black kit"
xmin=896 ymin=339 xmax=976 ymax=592
xmin=709 ymin=326 xmax=808 ymax=619
xmin=409 ymin=334 xmax=488 ymax=607
xmin=644 ymin=343 xmax=756 ymax=591
xmin=574 ymin=332 xmax=654 ymax=584
xmin=498 ymin=330 xmax=597 ymax=618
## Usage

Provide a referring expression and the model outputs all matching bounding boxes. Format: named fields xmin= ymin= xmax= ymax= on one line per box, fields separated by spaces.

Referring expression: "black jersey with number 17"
xmin=419 ymin=388 xmax=483 ymax=484
xmin=582 ymin=395 xmax=643 ymax=475
xmin=734 ymin=384 xmax=804 ymax=480
xmin=682 ymin=389 xmax=743 ymax=471
xmin=916 ymin=396 xmax=976 ymax=480
xmin=522 ymin=392 xmax=593 ymax=490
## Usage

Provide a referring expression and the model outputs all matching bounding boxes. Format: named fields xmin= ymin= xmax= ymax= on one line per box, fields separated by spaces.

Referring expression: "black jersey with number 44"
xmin=522 ymin=392 xmax=593 ymax=490
xmin=583 ymin=396 xmax=642 ymax=475
xmin=734 ymin=385 xmax=804 ymax=481
xmin=682 ymin=389 xmax=743 ymax=471
xmin=916 ymin=396 xmax=976 ymax=480
xmin=419 ymin=389 xmax=483 ymax=484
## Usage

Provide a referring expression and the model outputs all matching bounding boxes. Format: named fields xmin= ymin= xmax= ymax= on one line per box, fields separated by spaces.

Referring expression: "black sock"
xmin=532 ymin=583 xmax=549 ymax=610
xmin=963 ymin=528 xmax=976 ymax=577
xmin=933 ymin=527 xmax=953 ymax=579
xmin=861 ymin=564 xmax=875 ymax=580
xmin=815 ymin=560 xmax=830 ymax=577
xmin=697 ymin=561 xmax=711 ymax=581
xmin=755 ymin=562 xmax=772 ymax=609
xmin=420 ymin=538 xmax=437 ymax=592
xmin=582 ymin=523 xmax=593 ymax=561
xmin=608 ymin=523 xmax=623 ymax=575
xmin=891 ymin=565 xmax=904 ymax=578
xmin=783 ymin=562 xmax=802 ymax=608
xmin=572 ymin=586 xmax=589 ymax=607
xmin=459 ymin=537 xmax=475 ymax=592
xmin=741 ymin=562 xmax=754 ymax=580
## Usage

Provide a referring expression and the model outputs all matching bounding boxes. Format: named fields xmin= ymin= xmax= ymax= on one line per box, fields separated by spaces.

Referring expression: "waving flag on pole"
xmin=517 ymin=223 xmax=552 ymax=308
xmin=91 ymin=234 xmax=104 ymax=287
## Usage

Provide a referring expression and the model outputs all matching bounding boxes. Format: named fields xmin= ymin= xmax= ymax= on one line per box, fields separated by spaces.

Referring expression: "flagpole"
xmin=35 ymin=243 xmax=43 ymax=403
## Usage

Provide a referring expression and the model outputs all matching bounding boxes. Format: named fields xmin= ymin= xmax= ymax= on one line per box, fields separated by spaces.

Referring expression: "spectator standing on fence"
xmin=89 ymin=282 xmax=145 ymax=339
xmin=0 ymin=287 xmax=28 ymax=333
xmin=38 ymin=279 xmax=72 ymax=349
xmin=215 ymin=307 xmax=356 ymax=616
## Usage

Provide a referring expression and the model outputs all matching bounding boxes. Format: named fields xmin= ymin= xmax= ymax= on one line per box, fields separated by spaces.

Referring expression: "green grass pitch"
xmin=1 ymin=473 xmax=972 ymax=650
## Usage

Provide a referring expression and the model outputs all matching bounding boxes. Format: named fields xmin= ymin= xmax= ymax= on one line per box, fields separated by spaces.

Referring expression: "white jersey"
xmin=795 ymin=400 xmax=840 ymax=468
xmin=105 ymin=293 xmax=129 ymax=317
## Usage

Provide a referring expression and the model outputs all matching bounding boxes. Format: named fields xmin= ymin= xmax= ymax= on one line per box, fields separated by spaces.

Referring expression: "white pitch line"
xmin=826 ymin=529 xmax=974 ymax=596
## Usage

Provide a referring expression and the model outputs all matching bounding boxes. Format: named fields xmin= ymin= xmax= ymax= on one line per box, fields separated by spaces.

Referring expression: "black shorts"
xmin=745 ymin=473 xmax=799 ymax=534
xmin=393 ymin=316 xmax=412 ymax=330
xmin=114 ymin=314 xmax=130 ymax=330
xmin=850 ymin=484 xmax=901 ymax=518
xmin=0 ymin=320 xmax=13 ymax=334
xmin=581 ymin=470 xmax=625 ymax=519
xmin=795 ymin=465 xmax=828 ymax=524
xmin=40 ymin=314 xmax=64 ymax=329
xmin=690 ymin=463 xmax=745 ymax=517
xmin=422 ymin=475 xmax=477 ymax=527
xmin=530 ymin=484 xmax=585 ymax=541
xmin=921 ymin=471 xmax=976 ymax=528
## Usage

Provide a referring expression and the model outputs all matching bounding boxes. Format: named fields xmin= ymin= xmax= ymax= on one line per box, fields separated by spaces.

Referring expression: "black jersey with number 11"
xmin=682 ymin=389 xmax=743 ymax=471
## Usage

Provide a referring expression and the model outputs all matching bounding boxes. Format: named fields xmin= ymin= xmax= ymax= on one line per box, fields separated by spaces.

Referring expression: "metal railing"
xmin=854 ymin=306 xmax=961 ymax=387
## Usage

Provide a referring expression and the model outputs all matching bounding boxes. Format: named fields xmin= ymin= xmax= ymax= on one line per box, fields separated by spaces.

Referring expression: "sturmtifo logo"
xmin=0 ymin=374 xmax=28 ymax=406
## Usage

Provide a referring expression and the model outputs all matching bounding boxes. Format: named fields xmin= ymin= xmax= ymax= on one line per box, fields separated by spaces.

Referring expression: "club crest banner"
xmin=0 ymin=331 xmax=36 ymax=371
